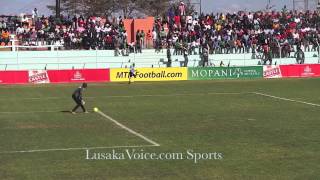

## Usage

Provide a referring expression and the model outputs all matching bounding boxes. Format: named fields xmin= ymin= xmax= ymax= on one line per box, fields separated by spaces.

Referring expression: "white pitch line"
xmin=0 ymin=144 xmax=158 ymax=154
xmin=0 ymin=92 xmax=243 ymax=101
xmin=252 ymin=92 xmax=320 ymax=107
xmin=97 ymin=110 xmax=160 ymax=147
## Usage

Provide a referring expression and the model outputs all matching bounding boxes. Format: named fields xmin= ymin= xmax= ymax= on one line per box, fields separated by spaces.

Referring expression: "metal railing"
xmin=0 ymin=44 xmax=64 ymax=52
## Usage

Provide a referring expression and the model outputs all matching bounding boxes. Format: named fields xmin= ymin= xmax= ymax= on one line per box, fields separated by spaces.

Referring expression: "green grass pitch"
xmin=0 ymin=79 xmax=319 ymax=179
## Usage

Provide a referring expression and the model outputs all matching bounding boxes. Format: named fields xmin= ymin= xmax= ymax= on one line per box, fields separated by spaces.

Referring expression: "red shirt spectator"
xmin=174 ymin=15 xmax=181 ymax=26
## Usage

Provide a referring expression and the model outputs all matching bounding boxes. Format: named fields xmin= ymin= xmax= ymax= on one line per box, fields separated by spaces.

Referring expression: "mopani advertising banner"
xmin=280 ymin=64 xmax=320 ymax=78
xmin=110 ymin=67 xmax=188 ymax=82
xmin=188 ymin=66 xmax=263 ymax=80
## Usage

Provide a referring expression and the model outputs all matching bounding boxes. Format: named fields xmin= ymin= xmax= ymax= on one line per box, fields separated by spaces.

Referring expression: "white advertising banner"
xmin=263 ymin=65 xmax=282 ymax=79
xmin=28 ymin=70 xmax=50 ymax=84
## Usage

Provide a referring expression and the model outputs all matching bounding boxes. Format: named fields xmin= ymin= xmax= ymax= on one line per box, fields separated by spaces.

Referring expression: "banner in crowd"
xmin=188 ymin=66 xmax=263 ymax=80
xmin=0 ymin=71 xmax=28 ymax=84
xmin=47 ymin=69 xmax=110 ymax=83
xmin=263 ymin=65 xmax=282 ymax=79
xmin=110 ymin=67 xmax=188 ymax=82
xmin=28 ymin=70 xmax=50 ymax=84
xmin=279 ymin=64 xmax=320 ymax=78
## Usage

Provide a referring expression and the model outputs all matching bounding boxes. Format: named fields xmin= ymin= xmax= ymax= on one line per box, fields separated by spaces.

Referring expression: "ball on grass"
xmin=93 ymin=107 xmax=99 ymax=112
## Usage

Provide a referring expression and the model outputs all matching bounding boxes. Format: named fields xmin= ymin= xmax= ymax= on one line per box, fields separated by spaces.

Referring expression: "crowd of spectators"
xmin=1 ymin=3 xmax=320 ymax=63
xmin=153 ymin=3 xmax=320 ymax=61
xmin=1 ymin=11 xmax=129 ymax=55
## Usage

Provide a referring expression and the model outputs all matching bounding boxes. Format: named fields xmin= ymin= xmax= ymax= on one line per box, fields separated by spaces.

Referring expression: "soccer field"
xmin=0 ymin=79 xmax=319 ymax=179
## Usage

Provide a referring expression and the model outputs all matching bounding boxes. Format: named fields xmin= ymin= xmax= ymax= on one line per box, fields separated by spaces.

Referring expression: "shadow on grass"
xmin=60 ymin=110 xmax=72 ymax=113
xmin=60 ymin=110 xmax=92 ymax=114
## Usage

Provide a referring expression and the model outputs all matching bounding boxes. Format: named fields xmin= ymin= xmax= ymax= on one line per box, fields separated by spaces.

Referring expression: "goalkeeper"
xmin=71 ymin=83 xmax=88 ymax=114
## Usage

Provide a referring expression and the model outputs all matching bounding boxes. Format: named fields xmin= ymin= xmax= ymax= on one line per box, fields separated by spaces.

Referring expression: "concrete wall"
xmin=0 ymin=49 xmax=319 ymax=70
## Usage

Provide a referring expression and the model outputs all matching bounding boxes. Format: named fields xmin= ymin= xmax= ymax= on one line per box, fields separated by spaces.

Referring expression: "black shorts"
xmin=72 ymin=95 xmax=82 ymax=105
xmin=129 ymin=72 xmax=136 ymax=78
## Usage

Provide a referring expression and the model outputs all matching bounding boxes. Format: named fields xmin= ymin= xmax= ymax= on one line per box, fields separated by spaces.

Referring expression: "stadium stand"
xmin=0 ymin=4 xmax=320 ymax=69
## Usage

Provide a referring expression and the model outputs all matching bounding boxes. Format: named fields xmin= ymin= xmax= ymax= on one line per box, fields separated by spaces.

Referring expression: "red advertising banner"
xmin=0 ymin=71 xmax=28 ymax=84
xmin=47 ymin=69 xmax=110 ymax=83
xmin=280 ymin=64 xmax=320 ymax=78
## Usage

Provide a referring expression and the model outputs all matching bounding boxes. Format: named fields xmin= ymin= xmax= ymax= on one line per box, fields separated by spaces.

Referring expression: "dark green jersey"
xmin=72 ymin=87 xmax=83 ymax=100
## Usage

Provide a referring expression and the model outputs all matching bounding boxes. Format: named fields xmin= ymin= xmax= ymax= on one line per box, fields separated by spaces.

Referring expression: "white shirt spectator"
xmin=186 ymin=16 xmax=192 ymax=24
xmin=152 ymin=30 xmax=157 ymax=40
xmin=96 ymin=17 xmax=101 ymax=23
xmin=172 ymin=35 xmax=178 ymax=43
xmin=187 ymin=24 xmax=194 ymax=31
xmin=104 ymin=25 xmax=112 ymax=33
xmin=122 ymin=31 xmax=128 ymax=38
xmin=264 ymin=29 xmax=274 ymax=35
xmin=301 ymin=27 xmax=310 ymax=33
xmin=293 ymin=32 xmax=299 ymax=39
xmin=179 ymin=2 xmax=186 ymax=16
xmin=22 ymin=16 xmax=29 ymax=23
xmin=0 ymin=21 xmax=7 ymax=29
xmin=69 ymin=32 xmax=75 ymax=39
xmin=191 ymin=41 xmax=196 ymax=47
xmin=32 ymin=8 xmax=38 ymax=19
xmin=95 ymin=25 xmax=102 ymax=33
xmin=193 ymin=19 xmax=199 ymax=26
xmin=248 ymin=13 xmax=253 ymax=21
xmin=16 ymin=27 xmax=25 ymax=35
xmin=205 ymin=24 xmax=211 ymax=30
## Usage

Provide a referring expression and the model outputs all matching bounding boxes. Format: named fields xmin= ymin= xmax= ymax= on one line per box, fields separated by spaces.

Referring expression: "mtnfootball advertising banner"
xmin=110 ymin=67 xmax=188 ymax=82
xmin=263 ymin=65 xmax=282 ymax=79
xmin=28 ymin=70 xmax=50 ymax=84
xmin=188 ymin=66 xmax=263 ymax=80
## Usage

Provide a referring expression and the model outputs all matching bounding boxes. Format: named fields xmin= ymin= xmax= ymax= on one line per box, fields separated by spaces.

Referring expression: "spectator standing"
xmin=182 ymin=44 xmax=189 ymax=67
xmin=202 ymin=47 xmax=209 ymax=67
xmin=1 ymin=29 xmax=10 ymax=45
xmin=167 ymin=46 xmax=172 ymax=67
xmin=295 ymin=45 xmax=305 ymax=64
xmin=146 ymin=30 xmax=152 ymax=48
xmin=0 ymin=21 xmax=6 ymax=31
xmin=135 ymin=30 xmax=142 ymax=53
xmin=32 ymin=8 xmax=38 ymax=25
xmin=152 ymin=29 xmax=157 ymax=48
xmin=178 ymin=2 xmax=186 ymax=16
xmin=262 ymin=43 xmax=272 ymax=65
xmin=141 ymin=30 xmax=145 ymax=49
xmin=21 ymin=15 xmax=29 ymax=27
